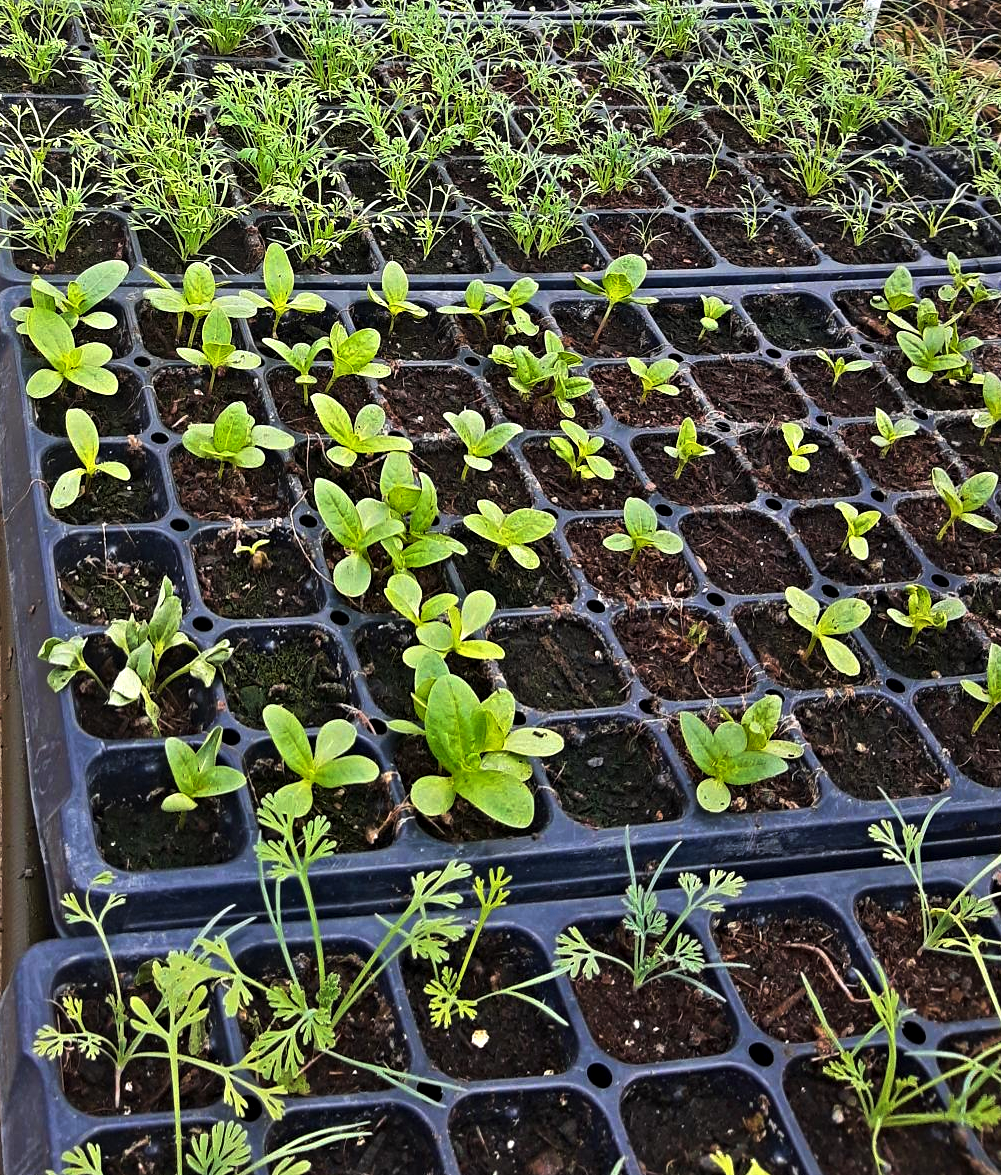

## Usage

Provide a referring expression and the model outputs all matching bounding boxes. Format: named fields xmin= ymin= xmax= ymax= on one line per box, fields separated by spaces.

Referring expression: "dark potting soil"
xmin=797 ymin=697 xmax=948 ymax=801
xmin=523 ymin=439 xmax=643 ymax=511
xmin=785 ymin=1053 xmax=979 ymax=1175
xmin=379 ymin=365 xmax=490 ymax=436
xmin=570 ymin=922 xmax=733 ymax=1064
xmin=138 ymin=300 xmax=189 ymax=360
xmin=941 ymin=421 xmax=1001 ymax=480
xmin=248 ymin=755 xmax=394 ymax=853
xmin=898 ymin=496 xmax=1001 ymax=577
xmin=794 ymin=212 xmax=919 ymax=265
xmin=239 ymin=950 xmax=407 ymax=1096
xmin=714 ymin=912 xmax=866 ymax=1042
xmin=622 ymin=1070 xmax=787 ymax=1175
xmin=16 ymin=214 xmax=130 ymax=276
xmin=268 ymin=371 xmax=373 ymax=435
xmin=56 ymin=971 xmax=223 ymax=1114
xmin=651 ymin=299 xmax=758 ymax=356
xmin=964 ymin=578 xmax=1001 ymax=643
xmin=738 ymin=604 xmax=873 ymax=691
xmin=683 ymin=510 xmax=811 ymax=595
xmin=349 ymin=302 xmax=459 ymax=362
xmin=653 ymin=158 xmax=750 ymax=208
xmin=864 ymin=590 xmax=988 ymax=679
xmin=590 ymin=363 xmax=702 ymax=429
xmin=833 ymin=289 xmax=895 ymax=343
xmin=454 ymin=534 xmax=573 ymax=609
xmin=223 ymin=631 xmax=352 ymax=728
xmin=917 ymin=685 xmax=1001 ymax=789
xmin=402 ymin=931 xmax=571 ymax=1080
xmin=857 ymin=891 xmax=1001 ymax=1022
xmin=59 ymin=554 xmax=170 ymax=624
xmin=449 ymin=1088 xmax=619 ymax=1175
xmin=551 ymin=301 xmax=657 ymax=361
xmin=484 ymin=230 xmax=604 ymax=276
xmin=742 ymin=426 xmax=861 ymax=500
xmin=137 ymin=220 xmax=265 ymax=277
xmin=372 ymin=221 xmax=487 ymax=274
xmin=170 ymin=448 xmax=290 ymax=520
xmin=194 ymin=530 xmax=323 ymax=618
xmin=269 ymin=1107 xmax=443 ymax=1175
xmin=34 ymin=372 xmax=146 ymax=437
xmin=615 ymin=608 xmax=751 ymax=701
xmin=566 ymin=518 xmax=694 ymax=603
xmin=153 ymin=366 xmax=266 ymax=432
xmin=590 ymin=212 xmax=714 ymax=271
xmin=631 ymin=434 xmax=756 ymax=505
xmin=745 ymin=293 xmax=845 ymax=353
xmin=696 ymin=213 xmax=819 ymax=268
xmin=258 ymin=216 xmax=377 ymax=277
xmin=92 ymin=788 xmax=237 ymax=871
xmin=792 ymin=506 xmax=922 ymax=586
xmin=790 ymin=356 xmax=903 ymax=417
xmin=321 ymin=534 xmax=448 ymax=617
xmin=50 ymin=447 xmax=156 ymax=525
xmin=692 ymin=359 xmax=807 ymax=423
xmin=544 ymin=720 xmax=684 ymax=827
xmin=494 ymin=615 xmax=626 ymax=710
xmin=413 ymin=442 xmax=533 ymax=516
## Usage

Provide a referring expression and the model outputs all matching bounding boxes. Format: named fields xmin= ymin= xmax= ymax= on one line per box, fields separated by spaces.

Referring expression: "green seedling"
xmin=176 ymin=306 xmax=261 ymax=393
xmin=781 ymin=421 xmax=818 ymax=473
xmin=722 ymin=694 xmax=803 ymax=763
xmin=142 ymin=261 xmax=257 ymax=346
xmin=870 ymin=408 xmax=919 ymax=459
xmin=240 ymin=242 xmax=326 ymax=331
xmin=665 ymin=416 xmax=713 ymax=480
xmin=871 ymin=265 xmax=917 ymax=315
xmin=234 ymin=534 xmax=270 ymax=570
xmin=550 ymin=419 xmax=615 ymax=481
xmin=314 ymin=477 xmax=404 ymax=597
xmin=816 ymin=349 xmax=873 ymax=386
xmin=602 ymin=497 xmax=682 ymax=567
xmin=162 ymin=726 xmax=247 ymax=817
xmin=311 ymin=393 xmax=412 ymax=469
xmin=973 ymin=373 xmax=1001 ymax=446
xmin=12 ymin=259 xmax=128 ymax=335
xmin=396 ymin=587 xmax=505 ymax=668
xmin=627 ymin=356 xmax=681 ymax=403
xmin=439 ymin=277 xmax=539 ymax=338
xmin=678 ymin=709 xmax=789 ymax=813
xmin=323 ymin=324 xmax=391 ymax=389
xmin=24 ymin=308 xmax=118 ymax=399
xmin=887 ymin=584 xmax=967 ymax=646
xmin=262 ymin=702 xmax=379 ymax=817
xmin=932 ymin=466 xmax=998 ymax=541
xmin=698 ymin=294 xmax=732 ymax=341
xmin=444 ymin=409 xmax=522 ymax=480
xmin=895 ymin=319 xmax=978 ymax=384
xmin=183 ymin=401 xmax=293 ymax=479
xmin=961 ymin=643 xmax=1001 ymax=734
xmin=489 ymin=330 xmax=592 ymax=418
xmin=462 ymin=499 xmax=556 ymax=570
xmin=260 ymin=337 xmax=329 ymax=402
xmin=835 ymin=502 xmax=881 ymax=561
xmin=49 ymin=408 xmax=131 ymax=510
xmin=573 ymin=254 xmax=658 ymax=343
xmin=711 ymin=1155 xmax=772 ymax=1175
xmin=785 ymin=586 xmax=871 ymax=676
xmin=366 ymin=260 xmax=428 ymax=333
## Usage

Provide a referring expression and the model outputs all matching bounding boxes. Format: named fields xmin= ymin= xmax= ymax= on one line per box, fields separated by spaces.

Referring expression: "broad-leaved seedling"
xmin=176 ymin=306 xmax=262 ymax=392
xmin=573 ymin=254 xmax=658 ymax=343
xmin=550 ymin=419 xmax=615 ymax=480
xmin=439 ymin=277 xmax=539 ymax=339
xmin=973 ymin=372 xmax=1001 ymax=446
xmin=602 ymin=497 xmax=682 ymax=566
xmin=962 ymin=643 xmax=1001 ymax=734
xmin=444 ymin=409 xmax=522 ymax=479
xmin=678 ymin=709 xmax=789 ymax=812
xmin=781 ymin=421 xmax=818 ymax=473
xmin=931 ymin=466 xmax=998 ymax=541
xmin=314 ymin=478 xmax=404 ymax=596
xmin=183 ymin=401 xmax=293 ymax=478
xmin=25 ymin=308 xmax=119 ymax=399
xmin=162 ymin=726 xmax=247 ymax=817
xmin=50 ymin=408 xmax=131 ymax=510
xmin=462 ymin=499 xmax=556 ymax=570
xmin=142 ymin=261 xmax=257 ymax=346
xmin=260 ymin=336 xmax=329 ymax=402
xmin=835 ymin=501 xmax=881 ymax=560
xmin=627 ymin=356 xmax=681 ymax=403
xmin=240 ymin=242 xmax=326 ymax=330
xmin=367 ymin=260 xmax=428 ymax=333
xmin=665 ymin=416 xmax=713 ymax=479
xmin=311 ymin=393 xmax=412 ymax=468
xmin=870 ymin=408 xmax=919 ymax=459
xmin=887 ymin=584 xmax=967 ymax=646
xmin=785 ymin=585 xmax=870 ymax=676
xmin=698 ymin=294 xmax=732 ymax=340
xmin=12 ymin=259 xmax=128 ymax=335
xmin=816 ymin=349 xmax=873 ymax=386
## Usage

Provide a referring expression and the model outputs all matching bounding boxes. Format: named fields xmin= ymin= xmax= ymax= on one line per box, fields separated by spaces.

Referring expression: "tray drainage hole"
xmin=370 ymin=717 xmax=388 ymax=735
xmin=821 ymin=583 xmax=839 ymax=599
xmin=749 ymin=1042 xmax=774 ymax=1067
xmin=871 ymin=489 xmax=886 ymax=503
xmin=668 ymin=353 xmax=684 ymax=364
xmin=859 ymin=343 xmax=876 ymax=354
xmin=134 ymin=355 xmax=151 ymax=367
xmin=587 ymin=1062 xmax=613 ymax=1089
xmin=816 ymin=414 xmax=830 ymax=427
xmin=192 ymin=616 xmax=213 ymax=633
xmin=902 ymin=1022 xmax=927 ymax=1045
xmin=150 ymin=431 xmax=169 ymax=444
xmin=513 ymin=710 xmax=527 ymax=726
xmin=887 ymin=677 xmax=905 ymax=694
xmin=765 ymin=348 xmax=782 ymax=360
xmin=765 ymin=497 xmax=782 ymax=511
xmin=330 ymin=609 xmax=351 ymax=626
xmin=221 ymin=728 xmax=241 ymax=746
xmin=716 ymin=421 xmax=732 ymax=434
xmin=706 ymin=591 xmax=725 ymax=607
xmin=638 ymin=696 xmax=656 ymax=715
xmin=464 ymin=354 xmax=480 ymax=367
xmin=655 ymin=503 xmax=673 ymax=517
xmin=299 ymin=513 xmax=318 ymax=528
xmin=416 ymin=1082 xmax=444 ymax=1103
xmin=914 ymin=409 xmax=930 ymax=421
xmin=170 ymin=517 xmax=190 ymax=532
xmin=586 ymin=599 xmax=606 ymax=614
xmin=931 ymin=573 xmax=949 ymax=588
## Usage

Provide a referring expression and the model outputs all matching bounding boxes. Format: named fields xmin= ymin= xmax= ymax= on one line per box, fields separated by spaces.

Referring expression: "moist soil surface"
xmin=631 ymin=435 xmax=756 ymax=505
xmin=453 ymin=534 xmax=573 ymax=609
xmin=380 ymin=365 xmax=490 ymax=435
xmin=59 ymin=555 xmax=170 ymax=624
xmin=741 ymin=427 xmax=860 ymax=500
xmin=714 ymin=912 xmax=866 ymax=1042
xmin=34 ymin=375 xmax=146 ymax=437
xmin=738 ymin=604 xmax=873 ymax=691
xmin=590 ymin=212 xmax=713 ymax=270
xmin=17 ymin=215 xmax=130 ymax=275
xmin=682 ymin=510 xmax=811 ymax=594
xmin=153 ymin=367 xmax=267 ymax=432
xmin=523 ymin=439 xmax=643 ymax=510
xmin=590 ymin=363 xmax=702 ymax=429
xmin=402 ymin=931 xmax=571 ymax=1080
xmin=651 ymin=300 xmax=758 ymax=356
xmin=170 ymin=449 xmax=290 ymax=520
xmin=495 ymin=615 xmax=626 ymax=710
xmin=194 ymin=530 xmax=322 ymax=618
xmin=697 ymin=212 xmax=819 ymax=268
xmin=224 ymin=631 xmax=352 ymax=728
xmin=271 ymin=1108 xmax=442 ymax=1175
xmin=239 ymin=950 xmax=406 ymax=1096
xmin=692 ymin=359 xmax=806 ymax=422
xmin=616 ymin=609 xmax=751 ymax=701
xmin=839 ymin=424 xmax=947 ymax=492
xmin=412 ymin=442 xmax=532 ymax=516
xmin=92 ymin=789 xmax=236 ymax=871
xmin=566 ymin=518 xmax=694 ymax=603
xmin=551 ymin=302 xmax=657 ymax=361
xmin=792 ymin=506 xmax=922 ymax=586
xmin=570 ymin=923 xmax=733 ymax=1063
xmin=268 ymin=371 xmax=373 ymax=435
xmin=485 ymin=367 xmax=603 ymax=431
xmin=917 ymin=686 xmax=1001 ymax=788
xmin=50 ymin=448 xmax=156 ymax=525
xmin=544 ymin=720 xmax=683 ymax=827
xmin=790 ymin=356 xmax=903 ymax=416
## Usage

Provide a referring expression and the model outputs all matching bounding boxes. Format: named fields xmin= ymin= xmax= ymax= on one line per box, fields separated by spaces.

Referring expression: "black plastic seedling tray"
xmin=3 ymin=850 xmax=1001 ymax=1175
xmin=2 ymin=273 xmax=1001 ymax=935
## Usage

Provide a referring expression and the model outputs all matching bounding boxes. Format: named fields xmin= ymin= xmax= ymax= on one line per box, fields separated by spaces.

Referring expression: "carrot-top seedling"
xmin=39 ymin=577 xmax=232 ymax=734
xmin=602 ymin=497 xmax=682 ymax=566
xmin=12 ymin=260 xmax=128 ymax=335
xmin=176 ymin=306 xmax=262 ymax=392
xmin=816 ymin=349 xmax=873 ymax=386
xmin=311 ymin=393 xmax=412 ymax=468
xmin=314 ymin=478 xmax=404 ymax=597
xmin=573 ymin=253 xmax=658 ymax=344
xmin=665 ymin=416 xmax=713 ymax=479
xmin=550 ymin=419 xmax=616 ymax=481
xmin=439 ymin=277 xmax=539 ymax=339
xmin=162 ymin=726 xmax=247 ymax=818
xmin=781 ymin=421 xmax=818 ymax=472
xmin=262 ymin=702 xmax=379 ymax=817
xmin=678 ymin=709 xmax=790 ymax=812
xmin=367 ymin=260 xmax=428 ymax=333
xmin=698 ymin=294 xmax=732 ymax=341
xmin=142 ymin=261 xmax=257 ymax=346
xmin=445 ymin=409 xmax=523 ymax=480
xmin=556 ymin=829 xmax=745 ymax=989
xmin=260 ymin=336 xmax=329 ymax=403
xmin=887 ymin=583 xmax=967 ymax=646
xmin=931 ymin=466 xmax=998 ymax=541
xmin=962 ymin=642 xmax=1001 ymax=734
xmin=389 ymin=672 xmax=561 ymax=827
xmin=183 ymin=401 xmax=294 ymax=479
xmin=462 ymin=499 xmax=556 ymax=570
xmin=240 ymin=242 xmax=326 ymax=331
xmin=24 ymin=308 xmax=119 ymax=399
xmin=835 ymin=501 xmax=881 ymax=560
xmin=627 ymin=355 xmax=681 ymax=402
xmin=870 ymin=408 xmax=919 ymax=459
xmin=973 ymin=372 xmax=1001 ymax=446
xmin=49 ymin=408 xmax=131 ymax=510
xmin=785 ymin=585 xmax=870 ymax=676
